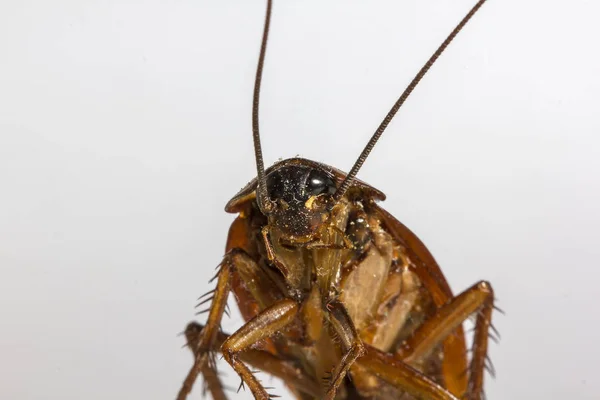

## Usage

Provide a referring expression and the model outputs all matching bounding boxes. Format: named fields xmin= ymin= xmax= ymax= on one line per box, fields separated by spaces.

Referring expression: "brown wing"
xmin=224 ymin=216 xmax=262 ymax=322
xmin=370 ymin=202 xmax=469 ymax=395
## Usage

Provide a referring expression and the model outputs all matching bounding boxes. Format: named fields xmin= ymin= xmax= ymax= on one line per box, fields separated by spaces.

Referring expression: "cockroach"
xmin=177 ymin=1 xmax=496 ymax=399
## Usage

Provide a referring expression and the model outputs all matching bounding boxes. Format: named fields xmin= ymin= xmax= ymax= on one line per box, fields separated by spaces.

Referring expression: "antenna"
xmin=252 ymin=0 xmax=274 ymax=213
xmin=334 ymin=0 xmax=488 ymax=202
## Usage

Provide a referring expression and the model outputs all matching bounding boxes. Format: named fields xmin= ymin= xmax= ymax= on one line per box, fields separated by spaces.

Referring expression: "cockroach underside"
xmin=177 ymin=1 xmax=496 ymax=400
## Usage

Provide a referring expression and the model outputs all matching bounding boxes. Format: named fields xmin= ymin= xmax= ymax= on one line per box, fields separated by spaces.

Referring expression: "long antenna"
xmin=334 ymin=0 xmax=488 ymax=202
xmin=253 ymin=0 xmax=274 ymax=213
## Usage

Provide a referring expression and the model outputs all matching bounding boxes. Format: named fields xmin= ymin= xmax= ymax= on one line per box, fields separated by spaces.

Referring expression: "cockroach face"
xmin=264 ymin=164 xmax=337 ymax=239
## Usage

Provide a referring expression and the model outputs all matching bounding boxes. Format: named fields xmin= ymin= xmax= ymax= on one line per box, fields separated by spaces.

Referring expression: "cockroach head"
xmin=263 ymin=164 xmax=337 ymax=238
xmin=249 ymin=0 xmax=489 ymax=233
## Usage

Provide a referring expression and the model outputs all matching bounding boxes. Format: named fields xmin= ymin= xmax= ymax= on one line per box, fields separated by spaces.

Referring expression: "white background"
xmin=1 ymin=1 xmax=598 ymax=399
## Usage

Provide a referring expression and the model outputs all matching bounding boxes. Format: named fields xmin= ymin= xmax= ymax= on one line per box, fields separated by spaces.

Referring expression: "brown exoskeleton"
xmin=177 ymin=1 xmax=496 ymax=399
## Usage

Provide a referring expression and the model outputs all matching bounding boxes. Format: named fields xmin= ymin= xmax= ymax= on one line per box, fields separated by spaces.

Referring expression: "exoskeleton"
xmin=177 ymin=1 xmax=496 ymax=399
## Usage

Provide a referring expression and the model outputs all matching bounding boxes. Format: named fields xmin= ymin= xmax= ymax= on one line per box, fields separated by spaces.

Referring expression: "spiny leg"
xmin=177 ymin=252 xmax=234 ymax=400
xmin=325 ymin=301 xmax=458 ymax=400
xmin=178 ymin=248 xmax=279 ymax=400
xmin=347 ymin=281 xmax=495 ymax=400
xmin=357 ymin=347 xmax=460 ymax=400
xmin=467 ymin=283 xmax=494 ymax=399
xmin=184 ymin=322 xmax=322 ymax=398
xmin=221 ymin=298 xmax=299 ymax=400
xmin=396 ymin=281 xmax=495 ymax=400
xmin=324 ymin=301 xmax=366 ymax=400
xmin=183 ymin=323 xmax=228 ymax=400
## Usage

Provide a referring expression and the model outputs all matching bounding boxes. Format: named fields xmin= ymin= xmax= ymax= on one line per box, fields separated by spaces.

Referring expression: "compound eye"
xmin=266 ymin=172 xmax=285 ymax=201
xmin=306 ymin=170 xmax=336 ymax=196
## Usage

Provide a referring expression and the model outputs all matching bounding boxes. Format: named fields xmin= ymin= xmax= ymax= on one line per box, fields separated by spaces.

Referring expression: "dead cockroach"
xmin=177 ymin=1 xmax=496 ymax=399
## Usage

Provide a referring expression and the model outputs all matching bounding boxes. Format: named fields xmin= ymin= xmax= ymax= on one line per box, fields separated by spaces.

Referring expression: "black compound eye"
xmin=306 ymin=170 xmax=336 ymax=196
xmin=266 ymin=172 xmax=285 ymax=200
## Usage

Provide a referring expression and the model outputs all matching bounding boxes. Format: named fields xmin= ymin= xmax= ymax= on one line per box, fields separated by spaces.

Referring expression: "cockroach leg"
xmin=324 ymin=301 xmax=366 ymax=400
xmin=467 ymin=283 xmax=494 ymax=400
xmin=396 ymin=281 xmax=495 ymax=400
xmin=357 ymin=347 xmax=460 ymax=400
xmin=261 ymin=226 xmax=276 ymax=261
xmin=261 ymin=226 xmax=290 ymax=277
xmin=177 ymin=252 xmax=233 ymax=400
xmin=178 ymin=248 xmax=281 ymax=400
xmin=325 ymin=300 xmax=460 ymax=400
xmin=318 ymin=283 xmax=493 ymax=400
xmin=184 ymin=322 xmax=322 ymax=398
xmin=183 ymin=323 xmax=228 ymax=400
xmin=179 ymin=247 xmax=290 ymax=400
xmin=221 ymin=299 xmax=299 ymax=400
